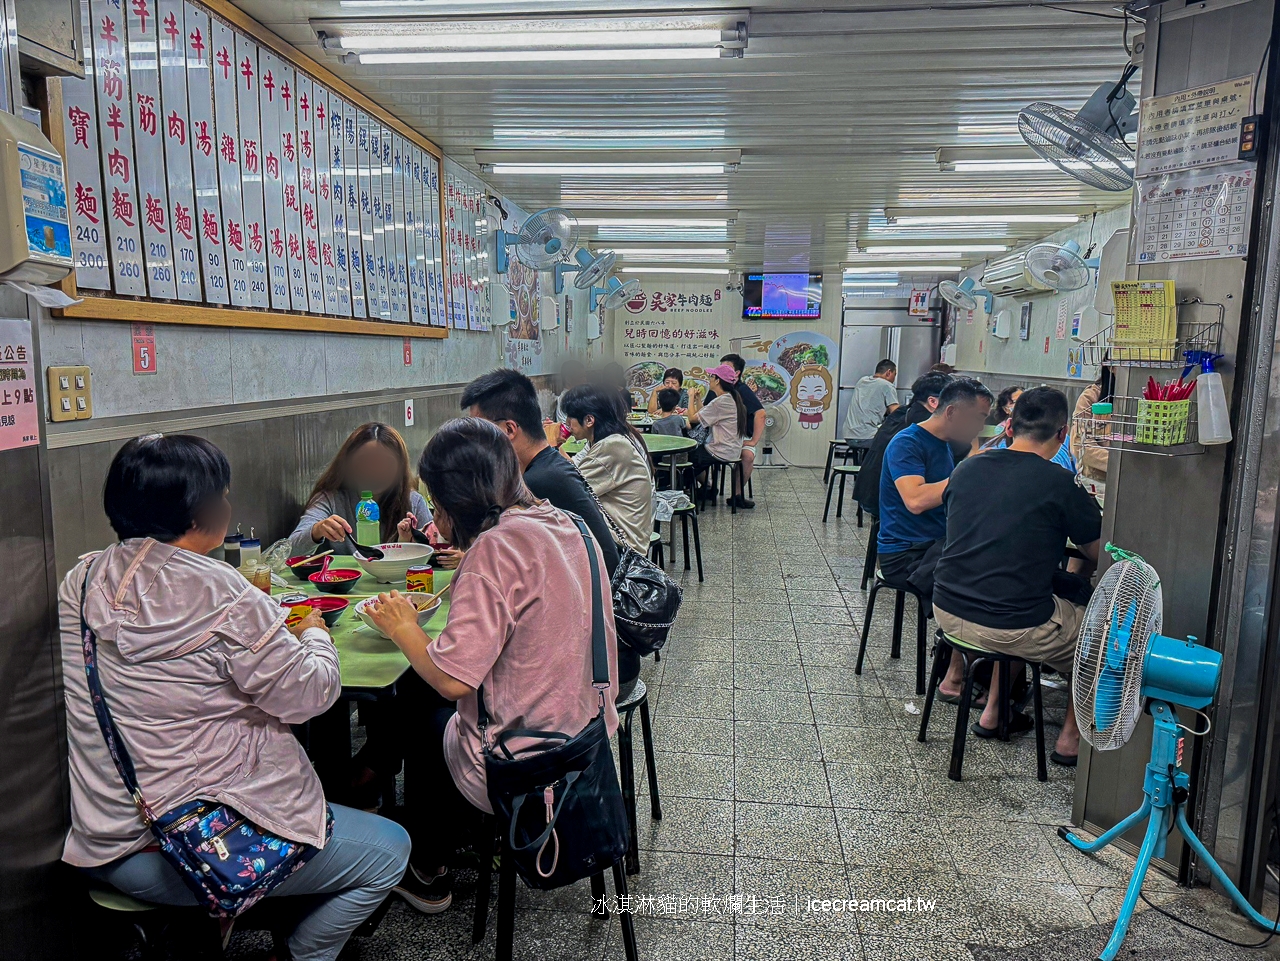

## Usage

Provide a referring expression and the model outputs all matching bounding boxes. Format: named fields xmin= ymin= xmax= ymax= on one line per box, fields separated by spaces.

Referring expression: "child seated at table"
xmin=650 ymin=388 xmax=688 ymax=437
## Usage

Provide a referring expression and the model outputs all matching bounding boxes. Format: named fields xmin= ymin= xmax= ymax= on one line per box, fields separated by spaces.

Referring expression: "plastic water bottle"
xmin=1187 ymin=351 xmax=1232 ymax=445
xmin=355 ymin=491 xmax=381 ymax=547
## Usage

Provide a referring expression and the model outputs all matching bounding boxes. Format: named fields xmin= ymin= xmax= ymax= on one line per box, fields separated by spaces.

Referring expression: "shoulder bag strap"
xmin=79 ymin=558 xmax=160 ymax=826
xmin=476 ymin=511 xmax=610 ymax=734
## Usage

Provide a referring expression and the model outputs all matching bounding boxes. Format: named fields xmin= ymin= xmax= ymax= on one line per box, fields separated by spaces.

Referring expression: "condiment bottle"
xmin=223 ymin=526 xmax=243 ymax=568
xmin=239 ymin=528 xmax=262 ymax=572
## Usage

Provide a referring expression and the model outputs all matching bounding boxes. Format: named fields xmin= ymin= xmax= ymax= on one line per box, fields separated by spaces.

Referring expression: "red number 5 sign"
xmin=132 ymin=323 xmax=157 ymax=374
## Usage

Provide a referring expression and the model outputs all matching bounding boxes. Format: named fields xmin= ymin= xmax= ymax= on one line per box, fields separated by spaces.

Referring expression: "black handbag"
xmin=478 ymin=515 xmax=631 ymax=890
xmin=574 ymin=459 xmax=683 ymax=656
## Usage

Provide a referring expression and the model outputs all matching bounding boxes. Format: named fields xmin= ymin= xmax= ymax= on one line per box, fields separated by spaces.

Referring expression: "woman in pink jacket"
xmin=59 ymin=434 xmax=409 ymax=961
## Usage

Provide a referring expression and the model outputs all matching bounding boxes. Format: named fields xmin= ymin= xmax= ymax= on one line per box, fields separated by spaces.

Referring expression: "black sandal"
xmin=1050 ymin=750 xmax=1079 ymax=767
xmin=971 ymin=710 xmax=1034 ymax=739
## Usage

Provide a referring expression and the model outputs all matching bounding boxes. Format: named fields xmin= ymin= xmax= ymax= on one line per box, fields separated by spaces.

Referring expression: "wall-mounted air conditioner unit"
xmin=982 ymin=251 xmax=1052 ymax=298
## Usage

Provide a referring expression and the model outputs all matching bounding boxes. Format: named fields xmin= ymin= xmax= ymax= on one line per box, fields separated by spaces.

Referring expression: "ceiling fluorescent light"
xmin=579 ymin=217 xmax=730 ymax=228
xmin=488 ymin=162 xmax=729 ymax=175
xmin=316 ymin=12 xmax=748 ymax=60
xmin=952 ymin=159 xmax=1061 ymax=173
xmin=843 ymin=279 xmax=901 ymax=286
xmin=845 ymin=265 xmax=961 ymax=274
xmin=356 ymin=48 xmax=724 ymax=63
xmin=887 ymin=214 xmax=1080 ymax=226
xmin=862 ymin=244 xmax=1007 ymax=254
xmin=621 ymin=267 xmax=731 ymax=275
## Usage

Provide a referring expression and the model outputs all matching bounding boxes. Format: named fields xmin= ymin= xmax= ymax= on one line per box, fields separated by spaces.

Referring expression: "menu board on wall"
xmin=61 ymin=0 xmax=447 ymax=328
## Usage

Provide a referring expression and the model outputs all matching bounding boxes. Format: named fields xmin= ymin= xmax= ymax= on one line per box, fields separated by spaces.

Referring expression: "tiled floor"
xmin=218 ymin=468 xmax=1278 ymax=960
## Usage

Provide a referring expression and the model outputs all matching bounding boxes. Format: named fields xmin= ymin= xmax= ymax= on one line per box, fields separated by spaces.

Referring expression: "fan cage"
xmin=939 ymin=280 xmax=977 ymax=313
xmin=516 ymin=208 xmax=578 ymax=270
xmin=1074 ymin=556 xmax=1162 ymax=751
xmin=601 ymin=279 xmax=642 ymax=311
xmin=1025 ymin=244 xmax=1090 ymax=292
xmin=1019 ymin=101 xmax=1135 ymax=193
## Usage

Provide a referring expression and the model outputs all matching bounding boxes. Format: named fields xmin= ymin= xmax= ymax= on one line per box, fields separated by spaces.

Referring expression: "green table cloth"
xmin=274 ymin=558 xmax=452 ymax=691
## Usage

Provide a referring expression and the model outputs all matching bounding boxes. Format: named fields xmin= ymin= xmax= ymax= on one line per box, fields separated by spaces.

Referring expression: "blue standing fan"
xmin=494 ymin=207 xmax=577 ymax=274
xmin=554 ymin=246 xmax=617 ymax=294
xmin=1061 ymin=544 xmax=1276 ymax=960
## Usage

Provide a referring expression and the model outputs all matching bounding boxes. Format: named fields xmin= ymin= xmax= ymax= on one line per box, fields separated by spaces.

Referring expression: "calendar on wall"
xmin=1133 ymin=163 xmax=1255 ymax=264
xmin=58 ymin=0 xmax=449 ymax=328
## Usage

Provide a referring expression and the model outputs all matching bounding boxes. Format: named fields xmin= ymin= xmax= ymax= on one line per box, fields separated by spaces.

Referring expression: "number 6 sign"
xmin=132 ymin=323 xmax=157 ymax=374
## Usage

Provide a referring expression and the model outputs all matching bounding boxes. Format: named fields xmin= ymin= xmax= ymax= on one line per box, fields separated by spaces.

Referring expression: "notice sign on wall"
xmin=0 ymin=319 xmax=38 ymax=450
xmin=1136 ymin=76 xmax=1253 ymax=177
xmin=132 ymin=322 xmax=157 ymax=373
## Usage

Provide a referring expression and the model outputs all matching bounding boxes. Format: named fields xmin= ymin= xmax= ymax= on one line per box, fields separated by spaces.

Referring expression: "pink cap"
xmin=707 ymin=363 xmax=739 ymax=385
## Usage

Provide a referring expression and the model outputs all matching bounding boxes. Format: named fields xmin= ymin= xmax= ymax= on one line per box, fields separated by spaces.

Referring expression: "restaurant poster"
xmin=61 ymin=0 xmax=111 ymax=289
xmin=0 ymin=320 xmax=38 ymax=450
xmin=622 ymin=281 xmax=731 ymax=405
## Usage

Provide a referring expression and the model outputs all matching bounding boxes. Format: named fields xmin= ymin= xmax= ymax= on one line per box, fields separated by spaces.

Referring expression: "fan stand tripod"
xmin=1059 ymin=700 xmax=1276 ymax=961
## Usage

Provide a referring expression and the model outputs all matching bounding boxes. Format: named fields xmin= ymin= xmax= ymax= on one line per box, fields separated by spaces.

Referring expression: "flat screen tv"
xmin=742 ymin=272 xmax=822 ymax=319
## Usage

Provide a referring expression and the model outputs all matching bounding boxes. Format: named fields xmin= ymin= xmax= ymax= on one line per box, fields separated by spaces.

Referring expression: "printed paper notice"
xmin=0 ymin=319 xmax=38 ymax=450
xmin=1136 ymin=76 xmax=1252 ymax=177
xmin=1134 ymin=163 xmax=1254 ymax=263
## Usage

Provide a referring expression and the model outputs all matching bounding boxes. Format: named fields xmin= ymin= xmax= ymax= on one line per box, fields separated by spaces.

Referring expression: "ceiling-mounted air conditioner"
xmin=981 ymin=250 xmax=1052 ymax=298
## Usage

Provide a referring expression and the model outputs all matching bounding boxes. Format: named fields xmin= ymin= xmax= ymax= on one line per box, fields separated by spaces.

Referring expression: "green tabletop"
xmin=275 ymin=558 xmax=452 ymax=691
xmin=563 ymin=434 xmax=697 ymax=456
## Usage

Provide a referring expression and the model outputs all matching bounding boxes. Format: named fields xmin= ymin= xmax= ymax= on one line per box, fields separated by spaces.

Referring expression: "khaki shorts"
xmin=934 ymin=596 xmax=1085 ymax=676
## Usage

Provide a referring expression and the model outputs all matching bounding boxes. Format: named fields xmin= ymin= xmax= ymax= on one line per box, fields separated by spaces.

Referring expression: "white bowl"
xmin=354 ymin=593 xmax=443 ymax=638
xmin=353 ymin=542 xmax=435 ymax=583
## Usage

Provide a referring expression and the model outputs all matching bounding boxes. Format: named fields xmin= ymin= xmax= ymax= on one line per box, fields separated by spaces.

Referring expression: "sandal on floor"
xmin=970 ymin=710 xmax=1034 ymax=739
xmin=939 ymin=687 xmax=987 ymax=707
xmin=1050 ymin=750 xmax=1079 ymax=767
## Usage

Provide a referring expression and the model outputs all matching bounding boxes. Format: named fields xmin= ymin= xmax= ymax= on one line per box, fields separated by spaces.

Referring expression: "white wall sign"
xmin=183 ymin=2 xmax=229 ymax=304
xmin=1134 ymin=162 xmax=1255 ymax=263
xmin=61 ymin=0 xmax=111 ymax=290
xmin=1136 ymin=76 xmax=1253 ymax=177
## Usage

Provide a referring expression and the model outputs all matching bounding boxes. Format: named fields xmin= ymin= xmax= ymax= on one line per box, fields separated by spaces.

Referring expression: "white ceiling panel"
xmin=232 ymin=0 xmax=1139 ymax=272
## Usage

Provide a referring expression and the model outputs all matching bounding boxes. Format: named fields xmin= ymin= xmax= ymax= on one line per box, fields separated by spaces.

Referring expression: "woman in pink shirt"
xmin=367 ymin=417 xmax=619 ymax=913
xmin=61 ymin=434 xmax=409 ymax=961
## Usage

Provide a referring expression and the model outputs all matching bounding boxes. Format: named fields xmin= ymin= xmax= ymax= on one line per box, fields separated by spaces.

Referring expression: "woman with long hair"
xmin=288 ymin=422 xmax=437 ymax=559
xmin=365 ymin=418 xmax=618 ymax=911
xmin=687 ymin=363 xmax=748 ymax=491
xmin=558 ymin=383 xmax=656 ymax=554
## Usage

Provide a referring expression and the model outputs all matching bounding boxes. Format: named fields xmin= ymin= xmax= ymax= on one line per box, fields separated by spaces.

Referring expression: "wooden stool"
xmin=917 ymin=630 xmax=1047 ymax=783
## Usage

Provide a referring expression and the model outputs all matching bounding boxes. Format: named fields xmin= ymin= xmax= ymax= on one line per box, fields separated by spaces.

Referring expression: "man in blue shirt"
xmin=878 ymin=377 xmax=993 ymax=601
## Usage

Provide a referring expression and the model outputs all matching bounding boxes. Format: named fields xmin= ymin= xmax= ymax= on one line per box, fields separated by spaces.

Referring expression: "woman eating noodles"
xmin=60 ymin=434 xmax=409 ymax=961
xmin=558 ymin=383 xmax=656 ymax=554
xmin=288 ymin=422 xmax=459 ymax=567
xmin=365 ymin=418 xmax=618 ymax=911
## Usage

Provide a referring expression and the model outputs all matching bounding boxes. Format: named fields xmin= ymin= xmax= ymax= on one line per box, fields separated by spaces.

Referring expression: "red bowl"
xmin=287 ymin=554 xmax=328 ymax=581
xmin=309 ymin=569 xmax=362 ymax=595
xmin=283 ymin=595 xmax=348 ymax=628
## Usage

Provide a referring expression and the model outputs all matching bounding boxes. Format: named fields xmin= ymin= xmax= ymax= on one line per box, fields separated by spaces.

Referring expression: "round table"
xmin=563 ymin=433 xmax=697 ymax=491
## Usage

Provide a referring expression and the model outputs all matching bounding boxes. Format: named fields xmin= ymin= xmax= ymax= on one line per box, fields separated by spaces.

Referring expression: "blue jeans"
xmin=86 ymin=804 xmax=409 ymax=961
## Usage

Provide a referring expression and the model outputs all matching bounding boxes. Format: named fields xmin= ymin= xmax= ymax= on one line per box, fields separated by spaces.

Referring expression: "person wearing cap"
xmin=688 ymin=364 xmax=749 ymax=496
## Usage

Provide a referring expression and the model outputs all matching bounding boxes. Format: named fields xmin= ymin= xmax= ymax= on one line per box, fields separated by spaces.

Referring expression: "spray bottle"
xmin=1184 ymin=350 xmax=1231 ymax=445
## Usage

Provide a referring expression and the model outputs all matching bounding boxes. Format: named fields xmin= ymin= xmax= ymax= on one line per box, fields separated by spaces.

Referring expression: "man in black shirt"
xmin=460 ymin=368 xmax=620 ymax=576
xmin=720 ymin=353 xmax=765 ymax=509
xmin=931 ymin=387 xmax=1101 ymax=765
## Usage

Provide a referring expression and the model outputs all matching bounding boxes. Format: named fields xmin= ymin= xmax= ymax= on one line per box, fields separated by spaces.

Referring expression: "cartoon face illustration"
xmin=788 ymin=364 xmax=834 ymax=428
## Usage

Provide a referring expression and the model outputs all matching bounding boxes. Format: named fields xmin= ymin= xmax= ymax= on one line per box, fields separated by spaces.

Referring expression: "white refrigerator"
xmin=837 ymin=299 xmax=941 ymax=434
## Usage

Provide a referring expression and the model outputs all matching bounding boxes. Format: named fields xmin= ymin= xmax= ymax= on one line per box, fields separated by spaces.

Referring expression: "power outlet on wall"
xmin=47 ymin=365 xmax=93 ymax=421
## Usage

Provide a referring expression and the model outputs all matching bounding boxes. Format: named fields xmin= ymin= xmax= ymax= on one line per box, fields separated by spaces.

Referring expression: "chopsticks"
xmin=1143 ymin=376 xmax=1195 ymax=401
xmin=288 ymin=550 xmax=334 ymax=567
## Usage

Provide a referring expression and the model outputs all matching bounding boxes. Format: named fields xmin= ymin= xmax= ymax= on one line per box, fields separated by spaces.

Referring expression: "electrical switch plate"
xmin=47 ymin=365 xmax=92 ymax=421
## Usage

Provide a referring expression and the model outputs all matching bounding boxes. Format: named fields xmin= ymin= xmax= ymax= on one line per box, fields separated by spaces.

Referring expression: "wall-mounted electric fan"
xmin=1019 ymin=64 xmax=1138 ymax=191
xmin=554 ymin=247 xmax=617 ymax=293
xmin=494 ymin=207 xmax=578 ymax=273
xmin=1058 ymin=545 xmax=1278 ymax=960
xmin=938 ymin=277 xmax=993 ymax=314
xmin=1024 ymin=240 xmax=1099 ymax=293
xmin=758 ymin=403 xmax=791 ymax=468
xmin=589 ymin=276 xmax=642 ymax=312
